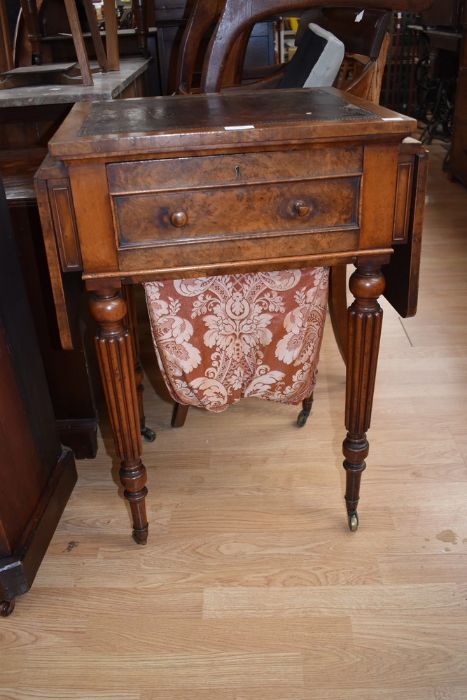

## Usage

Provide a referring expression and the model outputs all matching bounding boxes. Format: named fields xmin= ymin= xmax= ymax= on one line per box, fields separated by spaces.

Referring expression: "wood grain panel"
xmin=107 ymin=146 xmax=363 ymax=194
xmin=392 ymin=158 xmax=413 ymax=242
xmin=48 ymin=178 xmax=82 ymax=271
xmin=68 ymin=163 xmax=118 ymax=274
xmin=359 ymin=142 xmax=399 ymax=249
xmin=113 ymin=177 xmax=360 ymax=251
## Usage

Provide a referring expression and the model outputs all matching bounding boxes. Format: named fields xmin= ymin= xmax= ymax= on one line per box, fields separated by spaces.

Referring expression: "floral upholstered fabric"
xmin=144 ymin=267 xmax=329 ymax=412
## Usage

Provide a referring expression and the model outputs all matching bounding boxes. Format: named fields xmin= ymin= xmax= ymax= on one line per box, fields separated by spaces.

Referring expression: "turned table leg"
xmin=343 ymin=259 xmax=385 ymax=532
xmin=89 ymin=287 xmax=149 ymax=544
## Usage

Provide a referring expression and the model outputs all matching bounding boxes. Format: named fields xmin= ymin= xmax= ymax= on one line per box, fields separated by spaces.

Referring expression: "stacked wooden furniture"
xmin=0 ymin=178 xmax=77 ymax=617
xmin=13 ymin=0 xmax=160 ymax=95
xmin=2 ymin=0 xmax=111 ymax=87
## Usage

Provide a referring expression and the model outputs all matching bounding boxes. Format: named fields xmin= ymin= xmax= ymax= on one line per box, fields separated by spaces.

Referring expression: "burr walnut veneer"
xmin=36 ymin=88 xmax=427 ymax=543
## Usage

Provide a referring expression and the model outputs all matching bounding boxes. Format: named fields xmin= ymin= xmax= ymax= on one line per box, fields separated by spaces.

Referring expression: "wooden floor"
xmin=2 ymin=144 xmax=467 ymax=699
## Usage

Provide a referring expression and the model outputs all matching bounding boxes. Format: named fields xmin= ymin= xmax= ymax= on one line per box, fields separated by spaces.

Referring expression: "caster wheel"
xmin=296 ymin=410 xmax=310 ymax=428
xmin=132 ymin=527 xmax=149 ymax=545
xmin=141 ymin=426 xmax=156 ymax=443
xmin=1 ymin=600 xmax=15 ymax=617
xmin=348 ymin=513 xmax=359 ymax=532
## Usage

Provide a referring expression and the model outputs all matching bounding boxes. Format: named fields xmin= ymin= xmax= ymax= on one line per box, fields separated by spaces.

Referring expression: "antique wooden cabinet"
xmin=0 ymin=179 xmax=77 ymax=616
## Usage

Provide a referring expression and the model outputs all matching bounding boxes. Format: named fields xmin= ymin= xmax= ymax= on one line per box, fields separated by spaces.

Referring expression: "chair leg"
xmin=0 ymin=0 xmax=13 ymax=72
xmin=82 ymin=0 xmax=108 ymax=71
xmin=19 ymin=0 xmax=42 ymax=64
xmin=64 ymin=0 xmax=94 ymax=86
xmin=297 ymin=392 xmax=314 ymax=427
xmin=124 ymin=286 xmax=156 ymax=443
xmin=172 ymin=402 xmax=189 ymax=428
xmin=329 ymin=264 xmax=348 ymax=365
xmin=295 ymin=265 xmax=347 ymax=429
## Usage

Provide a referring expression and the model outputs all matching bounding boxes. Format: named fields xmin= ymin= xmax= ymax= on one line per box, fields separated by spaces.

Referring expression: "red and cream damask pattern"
xmin=144 ymin=266 xmax=329 ymax=412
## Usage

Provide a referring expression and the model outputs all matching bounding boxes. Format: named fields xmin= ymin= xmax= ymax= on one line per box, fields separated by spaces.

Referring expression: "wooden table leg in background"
xmin=64 ymin=0 xmax=94 ymax=86
xmin=89 ymin=286 xmax=148 ymax=544
xmin=103 ymin=0 xmax=120 ymax=71
xmin=132 ymin=0 xmax=148 ymax=55
xmin=82 ymin=0 xmax=109 ymax=71
xmin=0 ymin=0 xmax=13 ymax=72
xmin=343 ymin=258 xmax=385 ymax=532
xmin=20 ymin=0 xmax=42 ymax=64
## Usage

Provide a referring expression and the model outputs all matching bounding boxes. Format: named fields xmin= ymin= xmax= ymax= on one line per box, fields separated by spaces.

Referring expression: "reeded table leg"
xmin=89 ymin=287 xmax=149 ymax=544
xmin=343 ymin=259 xmax=385 ymax=532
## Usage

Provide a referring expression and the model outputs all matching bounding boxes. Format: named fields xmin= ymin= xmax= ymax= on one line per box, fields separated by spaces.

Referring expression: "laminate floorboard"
xmin=2 ymin=144 xmax=467 ymax=699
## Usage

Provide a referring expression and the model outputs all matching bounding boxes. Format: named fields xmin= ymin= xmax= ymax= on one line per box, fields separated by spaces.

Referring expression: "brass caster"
xmin=132 ymin=527 xmax=149 ymax=545
xmin=141 ymin=426 xmax=156 ymax=443
xmin=1 ymin=599 xmax=15 ymax=617
xmin=348 ymin=513 xmax=359 ymax=532
xmin=296 ymin=410 xmax=310 ymax=428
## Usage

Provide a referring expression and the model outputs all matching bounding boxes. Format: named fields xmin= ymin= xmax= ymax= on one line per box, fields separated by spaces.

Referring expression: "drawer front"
xmin=112 ymin=176 xmax=360 ymax=251
xmin=107 ymin=146 xmax=363 ymax=194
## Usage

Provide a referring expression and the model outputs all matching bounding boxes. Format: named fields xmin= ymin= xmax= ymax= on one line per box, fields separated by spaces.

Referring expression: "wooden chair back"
xmin=175 ymin=0 xmax=249 ymax=94
xmin=297 ymin=7 xmax=390 ymax=59
xmin=200 ymin=0 xmax=429 ymax=93
xmin=178 ymin=0 xmax=391 ymax=105
xmin=297 ymin=7 xmax=391 ymax=102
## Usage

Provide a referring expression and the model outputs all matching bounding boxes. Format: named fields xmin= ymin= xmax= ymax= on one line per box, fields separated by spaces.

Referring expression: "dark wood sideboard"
xmin=36 ymin=88 xmax=427 ymax=544
xmin=0 ymin=179 xmax=77 ymax=617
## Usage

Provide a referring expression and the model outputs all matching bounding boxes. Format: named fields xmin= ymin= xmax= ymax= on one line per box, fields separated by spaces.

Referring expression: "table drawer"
xmin=107 ymin=146 xmax=363 ymax=193
xmin=112 ymin=176 xmax=360 ymax=251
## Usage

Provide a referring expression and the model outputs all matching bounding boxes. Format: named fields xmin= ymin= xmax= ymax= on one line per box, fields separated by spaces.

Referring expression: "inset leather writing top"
xmin=48 ymin=88 xmax=416 ymax=160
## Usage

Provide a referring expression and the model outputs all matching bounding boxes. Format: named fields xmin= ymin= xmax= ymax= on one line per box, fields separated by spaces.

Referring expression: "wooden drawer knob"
xmin=294 ymin=201 xmax=311 ymax=218
xmin=170 ymin=211 xmax=188 ymax=227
